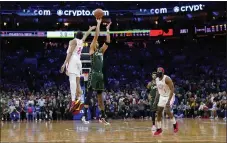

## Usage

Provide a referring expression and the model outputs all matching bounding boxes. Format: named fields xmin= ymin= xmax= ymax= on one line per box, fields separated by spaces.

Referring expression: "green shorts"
xmin=87 ymin=72 xmax=104 ymax=90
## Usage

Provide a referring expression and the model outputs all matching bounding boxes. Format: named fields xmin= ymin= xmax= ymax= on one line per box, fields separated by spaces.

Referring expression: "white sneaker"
xmin=152 ymin=125 xmax=156 ymax=131
xmin=100 ymin=118 xmax=110 ymax=125
xmin=82 ymin=116 xmax=89 ymax=124
xmin=210 ymin=116 xmax=214 ymax=119
xmin=223 ymin=117 xmax=226 ymax=121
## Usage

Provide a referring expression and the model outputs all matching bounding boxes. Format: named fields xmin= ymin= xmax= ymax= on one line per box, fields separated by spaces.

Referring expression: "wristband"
xmin=105 ymin=41 xmax=110 ymax=46
xmin=107 ymin=29 xmax=110 ymax=33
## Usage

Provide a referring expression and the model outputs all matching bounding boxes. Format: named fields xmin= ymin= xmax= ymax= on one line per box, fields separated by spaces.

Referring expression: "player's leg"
xmin=97 ymin=90 xmax=106 ymax=118
xmin=165 ymin=106 xmax=178 ymax=133
xmin=154 ymin=96 xmax=165 ymax=135
xmin=69 ymin=73 xmax=82 ymax=112
xmin=97 ymin=90 xmax=109 ymax=125
xmin=165 ymin=95 xmax=178 ymax=133
xmin=151 ymin=111 xmax=156 ymax=131
xmin=69 ymin=73 xmax=76 ymax=102
xmin=82 ymin=87 xmax=93 ymax=124
xmin=154 ymin=107 xmax=164 ymax=135
xmin=75 ymin=62 xmax=83 ymax=100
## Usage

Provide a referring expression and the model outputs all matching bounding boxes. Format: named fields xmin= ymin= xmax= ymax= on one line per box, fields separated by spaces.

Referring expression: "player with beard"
xmin=154 ymin=67 xmax=179 ymax=135
xmin=60 ymin=26 xmax=96 ymax=112
xmin=82 ymin=19 xmax=112 ymax=125
xmin=147 ymin=72 xmax=159 ymax=131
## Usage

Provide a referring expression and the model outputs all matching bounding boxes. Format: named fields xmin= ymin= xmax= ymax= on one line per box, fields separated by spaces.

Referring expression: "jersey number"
xmin=77 ymin=47 xmax=82 ymax=55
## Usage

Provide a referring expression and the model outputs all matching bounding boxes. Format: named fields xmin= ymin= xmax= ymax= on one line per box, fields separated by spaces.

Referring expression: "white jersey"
xmin=66 ymin=38 xmax=83 ymax=75
xmin=67 ymin=38 xmax=83 ymax=61
xmin=156 ymin=75 xmax=171 ymax=97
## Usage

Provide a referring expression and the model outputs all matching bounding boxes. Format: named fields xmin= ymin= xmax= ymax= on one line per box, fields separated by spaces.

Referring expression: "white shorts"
xmin=158 ymin=94 xmax=175 ymax=108
xmin=66 ymin=59 xmax=82 ymax=77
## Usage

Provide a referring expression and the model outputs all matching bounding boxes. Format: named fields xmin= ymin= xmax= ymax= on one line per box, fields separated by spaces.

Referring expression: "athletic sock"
xmin=84 ymin=108 xmax=88 ymax=120
xmin=157 ymin=121 xmax=161 ymax=129
xmin=171 ymin=117 xmax=176 ymax=124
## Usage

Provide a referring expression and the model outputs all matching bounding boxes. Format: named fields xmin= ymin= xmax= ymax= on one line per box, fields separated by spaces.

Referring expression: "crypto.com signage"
xmin=173 ymin=4 xmax=205 ymax=13
xmin=16 ymin=9 xmax=109 ymax=17
xmin=137 ymin=4 xmax=205 ymax=15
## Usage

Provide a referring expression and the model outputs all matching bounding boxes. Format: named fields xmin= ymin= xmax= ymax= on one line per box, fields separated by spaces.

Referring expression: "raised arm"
xmin=81 ymin=26 xmax=96 ymax=42
xmin=89 ymin=19 xmax=102 ymax=55
xmin=60 ymin=40 xmax=77 ymax=73
xmin=101 ymin=22 xmax=112 ymax=54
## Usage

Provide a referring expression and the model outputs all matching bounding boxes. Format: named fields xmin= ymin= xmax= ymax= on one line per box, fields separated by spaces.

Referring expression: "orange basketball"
xmin=94 ymin=8 xmax=104 ymax=19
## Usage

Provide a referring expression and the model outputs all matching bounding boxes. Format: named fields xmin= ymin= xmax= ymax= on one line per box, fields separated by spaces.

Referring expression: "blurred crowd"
xmin=0 ymin=36 xmax=226 ymax=122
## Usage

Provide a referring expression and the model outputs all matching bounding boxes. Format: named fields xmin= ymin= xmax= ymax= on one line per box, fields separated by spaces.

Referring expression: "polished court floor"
xmin=1 ymin=118 xmax=226 ymax=143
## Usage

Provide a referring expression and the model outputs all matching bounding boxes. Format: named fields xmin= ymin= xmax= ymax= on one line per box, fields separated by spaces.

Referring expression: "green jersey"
xmin=88 ymin=49 xmax=104 ymax=90
xmin=91 ymin=49 xmax=103 ymax=73
xmin=148 ymin=81 xmax=158 ymax=111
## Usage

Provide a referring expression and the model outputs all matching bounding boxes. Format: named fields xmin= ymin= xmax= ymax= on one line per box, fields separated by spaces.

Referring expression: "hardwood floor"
xmin=1 ymin=118 xmax=226 ymax=143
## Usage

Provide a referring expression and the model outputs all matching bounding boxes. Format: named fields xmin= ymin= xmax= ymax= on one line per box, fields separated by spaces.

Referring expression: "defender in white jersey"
xmin=60 ymin=26 xmax=96 ymax=111
xmin=154 ymin=67 xmax=179 ymax=135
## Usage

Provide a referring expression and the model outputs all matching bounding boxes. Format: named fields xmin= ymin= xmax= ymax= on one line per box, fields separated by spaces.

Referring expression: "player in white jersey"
xmin=60 ymin=26 xmax=96 ymax=111
xmin=154 ymin=67 xmax=179 ymax=135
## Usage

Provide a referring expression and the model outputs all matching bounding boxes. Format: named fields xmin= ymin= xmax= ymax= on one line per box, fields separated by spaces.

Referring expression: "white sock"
xmin=69 ymin=74 xmax=76 ymax=102
xmin=171 ymin=117 xmax=176 ymax=124
xmin=157 ymin=121 xmax=162 ymax=129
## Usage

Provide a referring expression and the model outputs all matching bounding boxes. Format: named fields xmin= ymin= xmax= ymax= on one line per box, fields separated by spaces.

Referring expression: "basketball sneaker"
xmin=82 ymin=116 xmax=90 ymax=124
xmin=173 ymin=122 xmax=179 ymax=133
xmin=69 ymin=101 xmax=75 ymax=112
xmin=154 ymin=128 xmax=162 ymax=135
xmin=101 ymin=118 xmax=110 ymax=125
xmin=99 ymin=116 xmax=110 ymax=125
xmin=70 ymin=99 xmax=82 ymax=112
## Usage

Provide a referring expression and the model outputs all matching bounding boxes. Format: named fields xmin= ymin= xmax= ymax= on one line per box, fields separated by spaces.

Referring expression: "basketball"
xmin=94 ymin=8 xmax=104 ymax=19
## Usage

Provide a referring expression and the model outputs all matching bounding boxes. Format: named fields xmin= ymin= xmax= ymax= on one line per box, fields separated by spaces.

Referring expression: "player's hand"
xmin=96 ymin=18 xmax=102 ymax=24
xmin=106 ymin=22 xmax=112 ymax=30
xmin=89 ymin=26 xmax=96 ymax=30
xmin=60 ymin=64 xmax=66 ymax=73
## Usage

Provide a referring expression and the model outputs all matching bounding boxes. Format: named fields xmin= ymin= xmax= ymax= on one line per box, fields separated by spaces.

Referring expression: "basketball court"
xmin=1 ymin=119 xmax=226 ymax=143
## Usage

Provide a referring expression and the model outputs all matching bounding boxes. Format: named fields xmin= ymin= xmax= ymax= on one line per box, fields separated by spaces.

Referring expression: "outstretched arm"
xmin=82 ymin=26 xmax=96 ymax=42
xmin=89 ymin=19 xmax=102 ymax=55
xmin=101 ymin=22 xmax=112 ymax=54
xmin=60 ymin=40 xmax=77 ymax=73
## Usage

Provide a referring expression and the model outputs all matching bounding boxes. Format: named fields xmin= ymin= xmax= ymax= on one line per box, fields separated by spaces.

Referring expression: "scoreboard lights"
xmin=195 ymin=24 xmax=227 ymax=34
xmin=150 ymin=29 xmax=173 ymax=36
xmin=0 ymin=25 xmax=226 ymax=38
xmin=47 ymin=31 xmax=74 ymax=38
